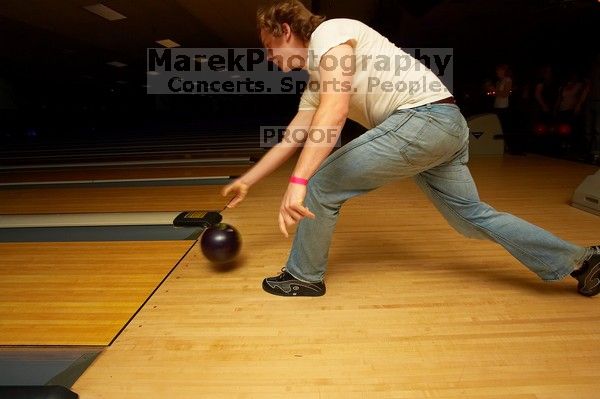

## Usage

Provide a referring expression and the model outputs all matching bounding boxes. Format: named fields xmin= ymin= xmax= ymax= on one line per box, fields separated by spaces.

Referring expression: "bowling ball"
xmin=200 ymin=223 xmax=242 ymax=263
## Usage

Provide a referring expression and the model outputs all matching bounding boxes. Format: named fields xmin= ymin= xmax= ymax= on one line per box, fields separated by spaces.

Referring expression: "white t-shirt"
xmin=299 ymin=18 xmax=450 ymax=129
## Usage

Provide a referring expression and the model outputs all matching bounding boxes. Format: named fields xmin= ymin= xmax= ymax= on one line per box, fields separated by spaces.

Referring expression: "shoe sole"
xmin=262 ymin=279 xmax=325 ymax=297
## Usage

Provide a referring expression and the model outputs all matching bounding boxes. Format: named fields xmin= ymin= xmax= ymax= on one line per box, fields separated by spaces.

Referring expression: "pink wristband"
xmin=289 ymin=176 xmax=309 ymax=185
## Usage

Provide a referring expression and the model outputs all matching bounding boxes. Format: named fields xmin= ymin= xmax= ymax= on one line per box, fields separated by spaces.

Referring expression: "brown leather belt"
xmin=432 ymin=96 xmax=455 ymax=105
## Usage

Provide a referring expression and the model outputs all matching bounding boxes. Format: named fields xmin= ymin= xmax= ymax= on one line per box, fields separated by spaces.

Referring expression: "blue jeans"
xmin=285 ymin=103 xmax=591 ymax=283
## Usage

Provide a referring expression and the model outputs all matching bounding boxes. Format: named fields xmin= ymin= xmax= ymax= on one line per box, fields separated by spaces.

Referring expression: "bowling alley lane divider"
xmin=0 ymin=157 xmax=255 ymax=171
xmin=0 ymin=211 xmax=212 ymax=242
xmin=2 ymin=212 xmax=185 ymax=228
xmin=0 ymin=175 xmax=236 ymax=189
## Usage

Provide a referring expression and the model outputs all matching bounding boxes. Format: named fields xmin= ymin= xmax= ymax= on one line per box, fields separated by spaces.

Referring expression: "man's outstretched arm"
xmin=222 ymin=109 xmax=315 ymax=208
xmin=278 ymin=43 xmax=355 ymax=236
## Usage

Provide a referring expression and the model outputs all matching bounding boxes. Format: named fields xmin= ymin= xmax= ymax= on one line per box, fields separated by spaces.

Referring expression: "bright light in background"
xmin=156 ymin=39 xmax=181 ymax=48
xmin=83 ymin=4 xmax=126 ymax=21
xmin=106 ymin=61 xmax=127 ymax=67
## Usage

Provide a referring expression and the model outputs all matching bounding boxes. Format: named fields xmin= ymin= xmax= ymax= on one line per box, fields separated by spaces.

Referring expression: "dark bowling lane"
xmin=2 ymin=128 xmax=266 ymax=167
xmin=0 ymin=164 xmax=250 ymax=184
xmin=0 ymin=176 xmax=236 ymax=190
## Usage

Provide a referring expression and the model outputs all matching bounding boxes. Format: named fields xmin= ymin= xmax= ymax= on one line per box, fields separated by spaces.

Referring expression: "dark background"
xmin=0 ymin=0 xmax=598 ymax=153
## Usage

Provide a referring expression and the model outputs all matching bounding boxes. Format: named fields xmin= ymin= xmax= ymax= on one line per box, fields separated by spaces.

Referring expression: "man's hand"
xmin=279 ymin=183 xmax=316 ymax=238
xmin=222 ymin=179 xmax=250 ymax=208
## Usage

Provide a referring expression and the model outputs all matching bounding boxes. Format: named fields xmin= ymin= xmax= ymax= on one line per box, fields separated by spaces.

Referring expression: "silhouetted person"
xmin=555 ymin=70 xmax=587 ymax=154
xmin=584 ymin=54 xmax=600 ymax=163
xmin=493 ymin=64 xmax=523 ymax=154
xmin=534 ymin=65 xmax=559 ymax=124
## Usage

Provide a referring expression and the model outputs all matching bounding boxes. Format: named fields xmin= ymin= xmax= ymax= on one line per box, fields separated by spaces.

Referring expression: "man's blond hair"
xmin=257 ymin=0 xmax=325 ymax=42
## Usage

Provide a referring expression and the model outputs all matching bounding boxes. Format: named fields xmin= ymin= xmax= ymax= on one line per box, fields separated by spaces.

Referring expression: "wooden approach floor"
xmin=65 ymin=154 xmax=600 ymax=399
xmin=0 ymin=155 xmax=598 ymax=397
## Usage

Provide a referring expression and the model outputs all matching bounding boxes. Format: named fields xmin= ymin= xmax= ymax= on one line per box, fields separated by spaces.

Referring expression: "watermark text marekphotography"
xmin=146 ymin=48 xmax=453 ymax=95
xmin=260 ymin=126 xmax=342 ymax=148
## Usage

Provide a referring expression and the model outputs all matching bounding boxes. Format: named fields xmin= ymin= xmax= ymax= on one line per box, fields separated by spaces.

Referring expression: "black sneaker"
xmin=262 ymin=269 xmax=326 ymax=297
xmin=571 ymin=246 xmax=600 ymax=297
